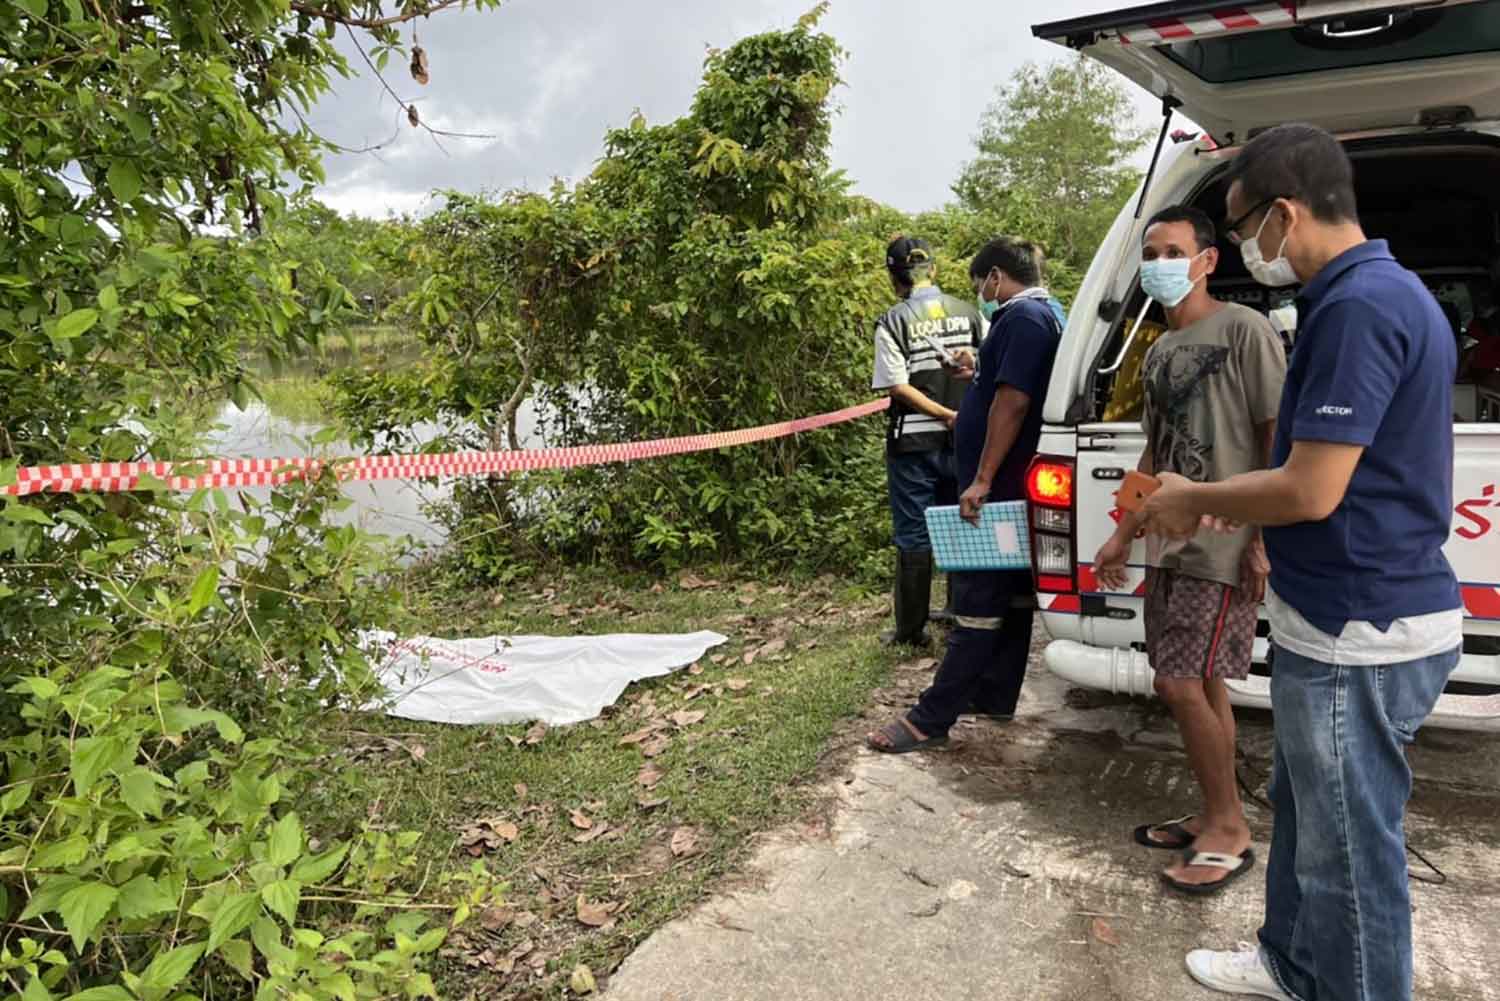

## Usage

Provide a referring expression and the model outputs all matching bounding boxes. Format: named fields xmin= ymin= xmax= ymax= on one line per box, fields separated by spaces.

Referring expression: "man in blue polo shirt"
xmin=867 ymin=236 xmax=1063 ymax=752
xmin=1141 ymin=124 xmax=1461 ymax=1001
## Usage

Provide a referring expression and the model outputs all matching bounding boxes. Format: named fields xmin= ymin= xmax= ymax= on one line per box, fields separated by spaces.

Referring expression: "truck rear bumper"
xmin=1044 ymin=639 xmax=1500 ymax=733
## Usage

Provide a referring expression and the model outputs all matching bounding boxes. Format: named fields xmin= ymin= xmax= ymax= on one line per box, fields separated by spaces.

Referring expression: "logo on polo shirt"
xmin=1315 ymin=404 xmax=1354 ymax=417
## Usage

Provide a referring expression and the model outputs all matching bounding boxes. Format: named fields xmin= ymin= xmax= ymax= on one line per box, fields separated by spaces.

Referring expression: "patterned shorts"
xmin=1144 ymin=568 xmax=1257 ymax=681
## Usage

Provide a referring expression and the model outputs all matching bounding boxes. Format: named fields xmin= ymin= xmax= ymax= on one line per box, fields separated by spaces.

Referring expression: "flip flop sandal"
xmin=866 ymin=719 xmax=948 ymax=755
xmin=1133 ymin=815 xmax=1198 ymax=851
xmin=1161 ymin=848 xmax=1256 ymax=897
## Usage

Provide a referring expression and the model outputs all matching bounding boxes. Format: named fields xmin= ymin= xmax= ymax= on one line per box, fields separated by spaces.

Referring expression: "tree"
xmin=334 ymin=6 xmax=899 ymax=577
xmin=0 ymin=1 xmax=501 ymax=997
xmin=271 ymin=199 xmax=414 ymax=322
xmin=953 ymin=58 xmax=1152 ymax=271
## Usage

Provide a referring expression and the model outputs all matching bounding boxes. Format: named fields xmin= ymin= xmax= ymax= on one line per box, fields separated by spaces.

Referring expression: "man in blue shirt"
xmin=868 ymin=237 xmax=1063 ymax=752
xmin=1141 ymin=124 xmax=1462 ymax=1001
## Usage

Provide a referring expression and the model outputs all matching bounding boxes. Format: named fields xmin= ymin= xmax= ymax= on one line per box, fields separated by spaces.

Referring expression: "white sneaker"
xmin=1185 ymin=944 xmax=1296 ymax=1000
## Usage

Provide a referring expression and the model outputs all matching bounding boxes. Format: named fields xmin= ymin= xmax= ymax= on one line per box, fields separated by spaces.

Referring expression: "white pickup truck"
xmin=1022 ymin=0 xmax=1500 ymax=730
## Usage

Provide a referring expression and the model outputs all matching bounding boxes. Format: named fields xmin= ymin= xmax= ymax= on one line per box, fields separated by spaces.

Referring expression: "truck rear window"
xmin=1162 ymin=4 xmax=1500 ymax=84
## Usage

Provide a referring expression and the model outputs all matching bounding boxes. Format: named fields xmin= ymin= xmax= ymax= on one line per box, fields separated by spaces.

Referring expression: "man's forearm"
xmin=1183 ymin=468 xmax=1313 ymax=527
xmin=888 ymin=384 xmax=954 ymax=421
xmin=971 ymin=396 xmax=1025 ymax=487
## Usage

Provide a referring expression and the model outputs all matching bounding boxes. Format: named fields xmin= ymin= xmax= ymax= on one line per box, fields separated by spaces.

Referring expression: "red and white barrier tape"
xmin=3 ymin=398 xmax=890 ymax=496
xmin=1117 ymin=1 xmax=1294 ymax=45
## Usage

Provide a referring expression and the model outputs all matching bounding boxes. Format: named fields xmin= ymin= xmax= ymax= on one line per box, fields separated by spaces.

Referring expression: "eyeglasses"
xmin=1222 ymin=196 xmax=1288 ymax=246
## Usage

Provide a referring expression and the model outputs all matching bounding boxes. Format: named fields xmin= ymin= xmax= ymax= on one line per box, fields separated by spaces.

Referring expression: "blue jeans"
xmin=1258 ymin=642 xmax=1459 ymax=1001
xmin=886 ymin=448 xmax=956 ymax=552
xmin=907 ymin=569 xmax=1033 ymax=736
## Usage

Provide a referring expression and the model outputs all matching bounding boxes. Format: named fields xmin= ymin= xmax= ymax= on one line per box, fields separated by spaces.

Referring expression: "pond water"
xmin=201 ymin=367 xmax=544 ymax=551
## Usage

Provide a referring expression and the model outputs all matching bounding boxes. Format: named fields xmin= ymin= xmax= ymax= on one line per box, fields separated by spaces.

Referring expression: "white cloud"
xmin=306 ymin=0 xmax=1162 ymax=219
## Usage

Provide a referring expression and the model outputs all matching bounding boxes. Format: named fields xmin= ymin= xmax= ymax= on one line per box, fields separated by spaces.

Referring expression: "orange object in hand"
xmin=1116 ymin=470 xmax=1162 ymax=514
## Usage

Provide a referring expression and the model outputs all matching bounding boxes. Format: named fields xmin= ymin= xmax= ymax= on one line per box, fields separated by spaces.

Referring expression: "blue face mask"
xmin=1139 ymin=253 xmax=1205 ymax=308
xmin=976 ymin=272 xmax=1000 ymax=321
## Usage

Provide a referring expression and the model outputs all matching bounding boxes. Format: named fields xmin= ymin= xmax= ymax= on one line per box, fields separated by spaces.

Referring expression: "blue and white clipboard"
xmin=924 ymin=501 xmax=1031 ymax=572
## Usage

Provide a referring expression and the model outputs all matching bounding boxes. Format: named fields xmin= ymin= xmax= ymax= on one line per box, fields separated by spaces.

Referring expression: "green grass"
xmin=300 ymin=567 xmax=894 ymax=998
xmin=241 ymin=324 xmax=421 ymax=424
xmin=254 ymin=372 xmax=335 ymax=424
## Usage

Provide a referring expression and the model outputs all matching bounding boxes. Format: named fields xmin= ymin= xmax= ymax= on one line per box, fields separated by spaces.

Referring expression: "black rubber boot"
xmin=881 ymin=549 xmax=933 ymax=647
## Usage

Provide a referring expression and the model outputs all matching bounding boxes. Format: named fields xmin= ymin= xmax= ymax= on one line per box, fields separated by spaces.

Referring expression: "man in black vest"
xmin=871 ymin=236 xmax=984 ymax=646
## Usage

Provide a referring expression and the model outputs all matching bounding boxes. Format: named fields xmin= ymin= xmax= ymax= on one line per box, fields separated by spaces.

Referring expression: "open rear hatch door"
xmin=1033 ymin=0 xmax=1500 ymax=143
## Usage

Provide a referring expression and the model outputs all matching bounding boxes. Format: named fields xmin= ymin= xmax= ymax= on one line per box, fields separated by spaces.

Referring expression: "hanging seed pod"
xmin=410 ymin=45 xmax=430 ymax=85
xmin=407 ymin=103 xmax=420 ymax=128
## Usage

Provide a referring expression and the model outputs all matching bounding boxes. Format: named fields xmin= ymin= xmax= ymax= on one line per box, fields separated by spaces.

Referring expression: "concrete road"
xmin=605 ymin=630 xmax=1500 ymax=1001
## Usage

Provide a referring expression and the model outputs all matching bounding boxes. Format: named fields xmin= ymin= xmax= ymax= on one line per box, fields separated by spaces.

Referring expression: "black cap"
xmin=885 ymin=236 xmax=933 ymax=272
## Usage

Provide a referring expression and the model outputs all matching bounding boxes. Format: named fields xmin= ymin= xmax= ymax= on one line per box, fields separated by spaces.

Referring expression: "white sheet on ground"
xmin=362 ymin=630 xmax=729 ymax=726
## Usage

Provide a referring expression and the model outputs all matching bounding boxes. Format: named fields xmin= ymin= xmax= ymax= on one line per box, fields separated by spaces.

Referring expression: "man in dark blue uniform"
xmin=868 ymin=236 xmax=1063 ymax=751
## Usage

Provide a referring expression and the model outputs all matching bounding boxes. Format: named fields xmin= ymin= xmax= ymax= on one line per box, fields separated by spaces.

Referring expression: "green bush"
xmin=0 ymin=472 xmax=499 ymax=1001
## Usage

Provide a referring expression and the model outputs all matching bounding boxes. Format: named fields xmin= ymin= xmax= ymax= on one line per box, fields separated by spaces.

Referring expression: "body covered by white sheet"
xmin=363 ymin=630 xmax=729 ymax=726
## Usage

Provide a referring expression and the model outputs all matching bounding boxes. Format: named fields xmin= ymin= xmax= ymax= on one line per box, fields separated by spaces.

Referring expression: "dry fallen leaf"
xmin=618 ymin=727 xmax=659 ymax=746
xmin=570 ymin=964 xmax=598 ymax=995
xmin=569 ymin=808 xmax=593 ymax=831
xmin=737 ymin=594 xmax=756 ymax=607
xmin=669 ymin=709 xmax=706 ymax=729
xmin=478 ymin=906 xmax=514 ymax=931
xmin=725 ymin=678 xmax=750 ymax=692
xmin=576 ymin=894 xmax=616 ymax=928
xmin=670 ymin=825 xmax=701 ymax=858
xmin=759 ymin=638 xmax=787 ymax=657
xmin=679 ymin=572 xmax=720 ymax=590
xmin=688 ymin=661 xmax=704 ymax=676
xmin=798 ymin=639 xmax=820 ymax=651
xmin=683 ymin=684 xmax=709 ymax=701
xmin=524 ymin=722 xmax=547 ymax=746
xmin=709 ymin=654 xmax=726 ymax=665
xmin=573 ymin=821 xmax=610 ymax=844
xmin=916 ymin=657 xmax=938 ymax=671
xmin=636 ymin=794 xmax=668 ymax=809
xmin=742 ymin=649 xmax=759 ymax=667
xmin=637 ymin=764 xmax=665 ymax=789
xmin=514 ymin=782 xmax=528 ymax=802
xmin=1091 ymin=917 xmax=1121 ymax=946
xmin=640 ymin=733 xmax=671 ymax=758
xmin=458 ymin=817 xmax=520 ymax=855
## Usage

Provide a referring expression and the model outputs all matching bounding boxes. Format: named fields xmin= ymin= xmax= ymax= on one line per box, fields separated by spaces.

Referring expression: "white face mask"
xmin=1240 ymin=208 xmax=1298 ymax=287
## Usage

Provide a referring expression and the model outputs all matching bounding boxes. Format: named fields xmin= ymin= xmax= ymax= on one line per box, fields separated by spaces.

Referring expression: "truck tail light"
xmin=1027 ymin=459 xmax=1074 ymax=508
xmin=1027 ymin=455 xmax=1076 ymax=594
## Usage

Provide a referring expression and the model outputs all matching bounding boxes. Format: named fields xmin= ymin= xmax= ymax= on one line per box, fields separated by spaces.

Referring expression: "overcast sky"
xmin=304 ymin=0 xmax=1164 ymax=219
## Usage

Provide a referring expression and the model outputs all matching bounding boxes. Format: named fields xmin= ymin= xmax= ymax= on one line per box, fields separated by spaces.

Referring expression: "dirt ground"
xmin=602 ymin=628 xmax=1500 ymax=1001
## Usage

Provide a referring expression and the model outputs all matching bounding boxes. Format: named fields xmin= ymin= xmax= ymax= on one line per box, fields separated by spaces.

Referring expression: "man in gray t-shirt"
xmin=1141 ymin=303 xmax=1285 ymax=587
xmin=1095 ymin=206 xmax=1286 ymax=898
